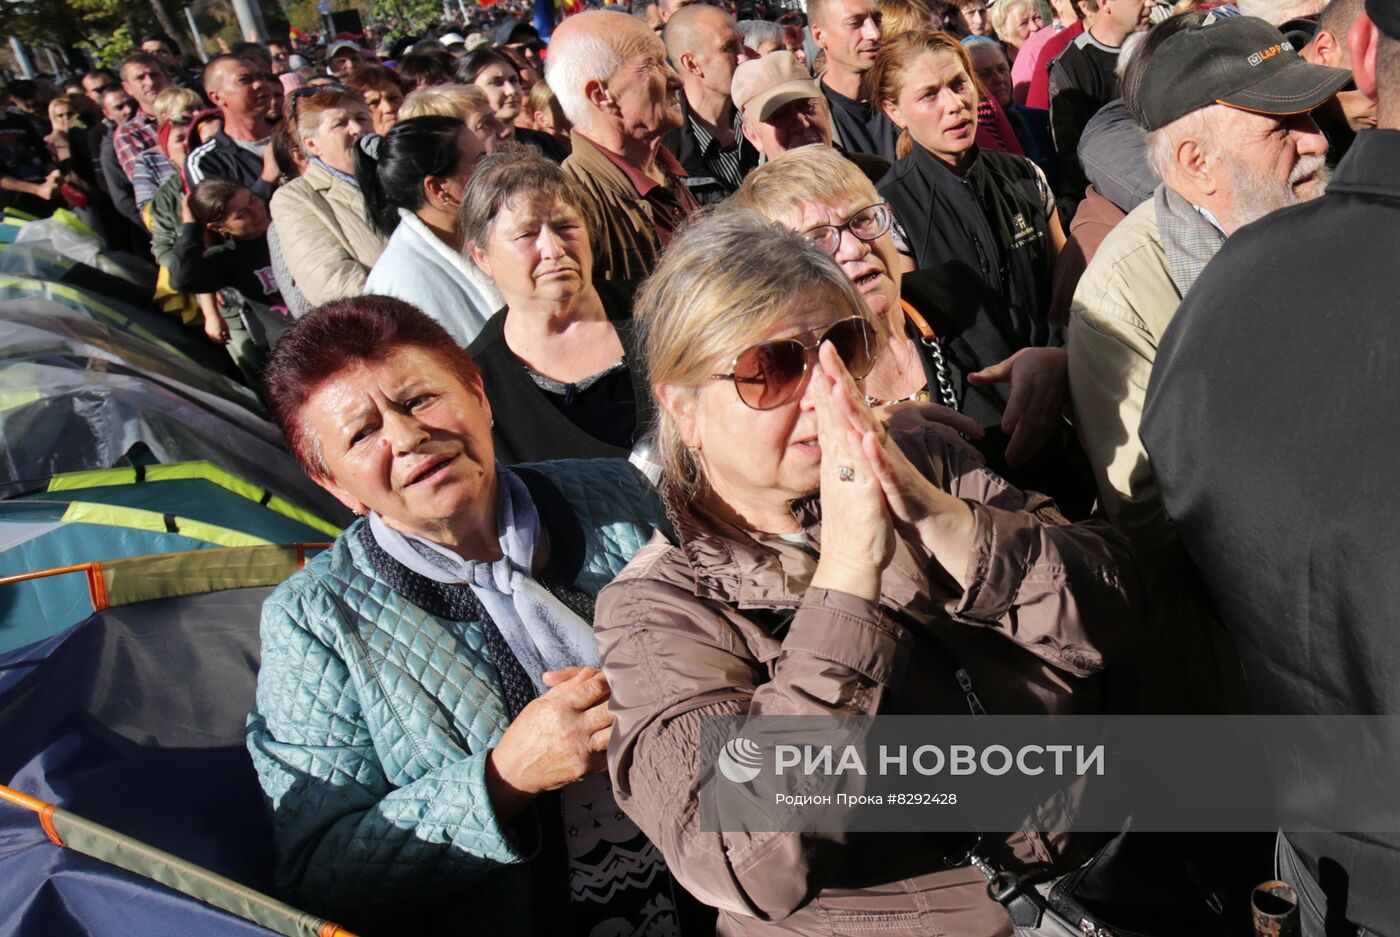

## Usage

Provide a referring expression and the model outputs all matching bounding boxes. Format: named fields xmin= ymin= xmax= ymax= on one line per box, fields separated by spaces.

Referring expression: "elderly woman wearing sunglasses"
xmin=733 ymin=144 xmax=1093 ymax=515
xmin=594 ymin=210 xmax=1137 ymax=936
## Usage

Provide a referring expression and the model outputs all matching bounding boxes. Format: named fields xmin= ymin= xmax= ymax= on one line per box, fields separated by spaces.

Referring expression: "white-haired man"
xmin=1142 ymin=1 xmax=1400 ymax=926
xmin=1067 ymin=13 xmax=1346 ymax=711
xmin=547 ymin=10 xmax=696 ymax=281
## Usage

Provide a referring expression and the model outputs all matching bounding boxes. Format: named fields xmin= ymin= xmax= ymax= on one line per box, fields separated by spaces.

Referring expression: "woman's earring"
xmin=490 ymin=417 xmax=496 ymax=428
xmin=685 ymin=444 xmax=701 ymax=454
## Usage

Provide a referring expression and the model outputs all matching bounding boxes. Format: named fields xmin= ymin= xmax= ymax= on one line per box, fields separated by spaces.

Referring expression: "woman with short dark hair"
xmin=170 ymin=178 xmax=288 ymax=379
xmin=247 ymin=295 xmax=684 ymax=937
xmin=462 ymin=150 xmax=651 ymax=464
xmin=358 ymin=115 xmax=502 ymax=346
xmin=345 ymin=63 xmax=408 ymax=136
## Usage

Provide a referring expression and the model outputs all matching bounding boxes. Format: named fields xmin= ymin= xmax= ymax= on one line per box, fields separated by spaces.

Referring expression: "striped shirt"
xmin=686 ymin=108 xmax=748 ymax=191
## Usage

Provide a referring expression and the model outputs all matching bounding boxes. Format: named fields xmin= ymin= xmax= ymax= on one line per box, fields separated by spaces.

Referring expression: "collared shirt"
xmin=112 ymin=109 xmax=159 ymax=183
xmin=575 ymin=132 xmax=697 ymax=244
xmin=686 ymin=106 xmax=748 ymax=191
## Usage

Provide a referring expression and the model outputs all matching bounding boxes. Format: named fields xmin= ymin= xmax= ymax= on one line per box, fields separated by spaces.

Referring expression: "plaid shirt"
xmin=1155 ymin=183 xmax=1227 ymax=297
xmin=112 ymin=110 xmax=159 ymax=184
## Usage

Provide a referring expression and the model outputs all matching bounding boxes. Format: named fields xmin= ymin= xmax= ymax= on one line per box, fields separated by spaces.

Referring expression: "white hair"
xmin=1236 ymin=0 xmax=1322 ymax=25
xmin=1115 ymin=31 xmax=1148 ymax=80
xmin=1145 ymin=106 xmax=1216 ymax=180
xmin=544 ymin=15 xmax=628 ymax=135
xmin=738 ymin=19 xmax=785 ymax=50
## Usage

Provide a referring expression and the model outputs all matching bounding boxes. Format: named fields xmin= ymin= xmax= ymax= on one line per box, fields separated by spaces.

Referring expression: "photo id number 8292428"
xmin=888 ymin=792 xmax=958 ymax=806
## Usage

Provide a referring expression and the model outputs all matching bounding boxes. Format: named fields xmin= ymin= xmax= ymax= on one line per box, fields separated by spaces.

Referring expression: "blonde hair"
xmin=730 ymin=145 xmax=881 ymax=226
xmin=990 ymin=0 xmax=1039 ymax=42
xmin=525 ymin=79 xmax=557 ymax=119
xmin=152 ymin=86 xmax=204 ymax=125
xmin=399 ymin=83 xmax=491 ymax=121
xmin=868 ymin=29 xmax=977 ymax=158
xmin=635 ymin=209 xmax=884 ymax=495
xmin=880 ymin=0 xmax=937 ymax=41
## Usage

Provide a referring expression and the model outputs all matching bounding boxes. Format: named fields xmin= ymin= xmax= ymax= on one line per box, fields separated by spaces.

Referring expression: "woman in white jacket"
xmin=358 ymin=115 xmax=503 ymax=347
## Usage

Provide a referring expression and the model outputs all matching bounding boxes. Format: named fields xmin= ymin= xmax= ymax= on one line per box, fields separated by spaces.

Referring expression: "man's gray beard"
xmin=1224 ymin=154 xmax=1331 ymax=230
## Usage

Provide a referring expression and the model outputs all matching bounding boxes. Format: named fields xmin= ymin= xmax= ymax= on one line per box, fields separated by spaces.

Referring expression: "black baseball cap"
xmin=1366 ymin=0 xmax=1400 ymax=40
xmin=1138 ymin=15 xmax=1352 ymax=132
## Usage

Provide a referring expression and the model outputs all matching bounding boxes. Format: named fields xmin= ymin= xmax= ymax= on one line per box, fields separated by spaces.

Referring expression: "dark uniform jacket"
xmin=1141 ymin=128 xmax=1400 ymax=937
xmin=880 ymin=142 xmax=1057 ymax=339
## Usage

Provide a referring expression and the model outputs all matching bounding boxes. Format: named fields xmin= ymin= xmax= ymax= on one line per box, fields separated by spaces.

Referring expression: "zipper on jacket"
xmin=956 ymin=668 xmax=986 ymax=718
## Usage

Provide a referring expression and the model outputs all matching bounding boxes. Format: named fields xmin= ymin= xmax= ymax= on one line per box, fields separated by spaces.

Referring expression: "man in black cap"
xmin=1141 ymin=1 xmax=1400 ymax=932
xmin=1067 ymin=11 xmax=1346 ymax=712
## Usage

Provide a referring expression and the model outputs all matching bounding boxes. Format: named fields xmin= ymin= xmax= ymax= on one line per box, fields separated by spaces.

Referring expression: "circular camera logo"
xmin=718 ymin=736 xmax=763 ymax=784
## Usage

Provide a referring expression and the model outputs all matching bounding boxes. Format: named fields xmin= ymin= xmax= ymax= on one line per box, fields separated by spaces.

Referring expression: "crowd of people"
xmin=3 ymin=0 xmax=1398 ymax=934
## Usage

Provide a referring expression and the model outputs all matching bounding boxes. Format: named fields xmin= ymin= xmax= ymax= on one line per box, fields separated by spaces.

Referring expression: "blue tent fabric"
xmin=0 ymin=798 xmax=279 ymax=937
xmin=0 ymin=463 xmax=337 ymax=653
xmin=0 ymin=588 xmax=277 ymax=894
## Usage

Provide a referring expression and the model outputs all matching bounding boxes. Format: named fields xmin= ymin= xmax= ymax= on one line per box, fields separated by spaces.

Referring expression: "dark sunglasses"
xmin=712 ymin=316 xmax=878 ymax=410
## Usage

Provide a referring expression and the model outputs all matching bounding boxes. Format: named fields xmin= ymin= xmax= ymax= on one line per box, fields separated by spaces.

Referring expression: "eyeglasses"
xmin=711 ymin=316 xmax=878 ymax=410
xmin=799 ymin=203 xmax=893 ymax=258
xmin=169 ymin=113 xmax=192 ymax=126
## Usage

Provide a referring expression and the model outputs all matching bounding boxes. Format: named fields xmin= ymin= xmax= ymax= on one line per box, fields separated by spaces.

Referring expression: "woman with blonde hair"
xmin=878 ymin=0 xmax=945 ymax=40
xmin=594 ymin=209 xmax=1136 ymax=935
xmin=132 ymin=86 xmax=203 ymax=210
xmin=399 ymin=84 xmax=513 ymax=153
xmin=871 ymin=31 xmax=1064 ymax=334
xmin=989 ymin=0 xmax=1045 ymax=61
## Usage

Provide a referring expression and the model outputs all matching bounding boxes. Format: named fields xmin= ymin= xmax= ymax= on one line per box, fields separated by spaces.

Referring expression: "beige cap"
xmin=731 ymin=51 xmax=822 ymax=123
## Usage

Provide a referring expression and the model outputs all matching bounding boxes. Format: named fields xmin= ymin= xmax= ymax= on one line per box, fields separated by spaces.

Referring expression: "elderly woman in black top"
xmin=464 ymin=150 xmax=649 ymax=464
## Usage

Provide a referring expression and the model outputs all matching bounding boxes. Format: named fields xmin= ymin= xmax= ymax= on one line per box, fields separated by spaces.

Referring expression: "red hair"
xmin=263 ymin=295 xmax=481 ymax=478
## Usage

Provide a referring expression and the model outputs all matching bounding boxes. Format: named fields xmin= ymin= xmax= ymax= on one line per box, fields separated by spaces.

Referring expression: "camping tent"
xmin=0 ymin=301 xmax=348 ymax=522
xmin=0 ymin=460 xmax=338 ymax=653
xmin=0 ymin=545 xmax=353 ymax=937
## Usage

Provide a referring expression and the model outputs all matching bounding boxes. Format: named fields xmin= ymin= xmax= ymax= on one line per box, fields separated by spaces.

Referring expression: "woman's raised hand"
xmin=485 ymin=666 xmax=613 ymax=822
xmin=820 ymin=342 xmax=979 ymax=592
xmin=809 ymin=342 xmax=894 ymax=603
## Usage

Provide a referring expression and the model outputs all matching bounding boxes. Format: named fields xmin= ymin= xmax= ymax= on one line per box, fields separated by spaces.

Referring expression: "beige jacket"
xmin=1067 ymin=196 xmax=1245 ymax=712
xmin=269 ymin=160 xmax=386 ymax=307
xmin=1066 ymin=197 xmax=1183 ymax=560
xmin=595 ymin=425 xmax=1139 ymax=935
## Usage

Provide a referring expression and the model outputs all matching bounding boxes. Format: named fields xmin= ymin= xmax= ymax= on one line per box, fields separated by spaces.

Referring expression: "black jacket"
xmin=901 ymin=263 xmax=1094 ymax=517
xmin=185 ymin=131 xmax=273 ymax=201
xmin=100 ymin=128 xmax=145 ymax=229
xmin=468 ymin=279 xmax=651 ymax=464
xmin=661 ymin=95 xmax=758 ymax=206
xmin=1142 ymin=129 xmax=1400 ymax=936
xmin=880 ymin=143 xmax=1056 ymax=340
xmin=169 ymin=221 xmax=284 ymax=308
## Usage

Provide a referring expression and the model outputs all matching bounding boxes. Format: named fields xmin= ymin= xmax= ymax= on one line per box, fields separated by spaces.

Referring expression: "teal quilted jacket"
xmin=246 ymin=460 xmax=670 ymax=934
